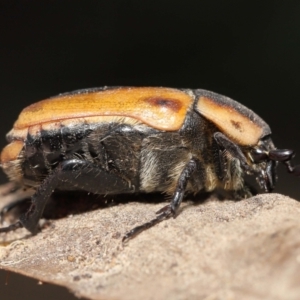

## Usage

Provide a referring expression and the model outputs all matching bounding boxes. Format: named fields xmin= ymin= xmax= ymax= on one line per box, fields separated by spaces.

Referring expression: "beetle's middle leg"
xmin=123 ymin=159 xmax=197 ymax=242
xmin=0 ymin=159 xmax=134 ymax=235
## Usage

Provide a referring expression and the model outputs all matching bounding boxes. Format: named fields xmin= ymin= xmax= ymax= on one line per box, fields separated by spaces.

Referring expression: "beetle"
xmin=0 ymin=86 xmax=299 ymax=240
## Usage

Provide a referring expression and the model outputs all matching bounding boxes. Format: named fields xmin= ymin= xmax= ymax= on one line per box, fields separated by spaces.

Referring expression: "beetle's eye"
xmin=251 ymin=148 xmax=268 ymax=163
xmin=269 ymin=149 xmax=294 ymax=162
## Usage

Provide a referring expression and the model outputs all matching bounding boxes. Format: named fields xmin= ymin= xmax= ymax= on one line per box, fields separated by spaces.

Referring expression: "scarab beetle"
xmin=0 ymin=87 xmax=299 ymax=240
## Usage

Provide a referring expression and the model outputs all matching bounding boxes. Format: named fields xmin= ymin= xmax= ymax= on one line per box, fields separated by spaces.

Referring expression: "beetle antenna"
xmin=269 ymin=149 xmax=300 ymax=176
xmin=282 ymin=160 xmax=300 ymax=176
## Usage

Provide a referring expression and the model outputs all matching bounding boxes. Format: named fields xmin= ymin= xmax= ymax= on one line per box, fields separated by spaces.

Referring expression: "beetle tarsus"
xmin=155 ymin=204 xmax=171 ymax=214
xmin=0 ymin=221 xmax=23 ymax=233
xmin=123 ymin=209 xmax=172 ymax=243
xmin=0 ymin=198 xmax=29 ymax=225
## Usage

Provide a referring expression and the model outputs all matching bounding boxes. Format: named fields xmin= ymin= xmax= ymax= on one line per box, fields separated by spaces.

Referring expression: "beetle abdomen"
xmin=29 ymin=120 xmax=153 ymax=188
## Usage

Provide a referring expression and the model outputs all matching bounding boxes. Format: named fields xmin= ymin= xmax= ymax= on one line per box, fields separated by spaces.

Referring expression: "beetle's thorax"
xmin=179 ymin=111 xmax=245 ymax=193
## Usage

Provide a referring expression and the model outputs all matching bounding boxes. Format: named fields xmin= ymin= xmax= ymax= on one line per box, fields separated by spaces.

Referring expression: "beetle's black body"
xmin=22 ymin=110 xmax=224 ymax=193
xmin=0 ymin=87 xmax=299 ymax=239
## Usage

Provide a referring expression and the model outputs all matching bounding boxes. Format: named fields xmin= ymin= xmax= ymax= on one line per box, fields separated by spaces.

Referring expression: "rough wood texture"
xmin=0 ymin=189 xmax=300 ymax=300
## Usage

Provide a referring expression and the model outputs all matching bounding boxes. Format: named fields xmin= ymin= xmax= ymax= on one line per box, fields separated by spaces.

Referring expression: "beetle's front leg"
xmin=214 ymin=132 xmax=251 ymax=173
xmin=214 ymin=132 xmax=254 ymax=199
xmin=0 ymin=159 xmax=133 ymax=235
xmin=123 ymin=159 xmax=197 ymax=242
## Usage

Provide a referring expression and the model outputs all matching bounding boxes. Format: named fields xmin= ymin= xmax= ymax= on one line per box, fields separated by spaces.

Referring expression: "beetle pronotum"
xmin=0 ymin=87 xmax=299 ymax=240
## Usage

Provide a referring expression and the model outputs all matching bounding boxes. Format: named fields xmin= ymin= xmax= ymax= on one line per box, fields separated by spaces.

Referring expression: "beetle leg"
xmin=168 ymin=159 xmax=197 ymax=213
xmin=1 ymin=198 xmax=29 ymax=225
xmin=0 ymin=185 xmax=34 ymax=224
xmin=123 ymin=159 xmax=197 ymax=242
xmin=0 ymin=159 xmax=134 ymax=235
xmin=230 ymin=183 xmax=255 ymax=200
xmin=214 ymin=132 xmax=251 ymax=174
xmin=213 ymin=132 xmax=256 ymax=198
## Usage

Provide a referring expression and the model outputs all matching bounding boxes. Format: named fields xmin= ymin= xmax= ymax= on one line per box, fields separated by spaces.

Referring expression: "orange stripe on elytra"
xmin=13 ymin=88 xmax=193 ymax=132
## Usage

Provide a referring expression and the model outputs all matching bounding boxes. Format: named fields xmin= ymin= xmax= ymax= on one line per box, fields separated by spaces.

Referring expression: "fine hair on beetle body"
xmin=0 ymin=86 xmax=299 ymax=241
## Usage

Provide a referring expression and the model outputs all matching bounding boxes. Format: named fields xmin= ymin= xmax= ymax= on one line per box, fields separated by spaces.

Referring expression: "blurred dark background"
xmin=1 ymin=1 xmax=300 ymax=299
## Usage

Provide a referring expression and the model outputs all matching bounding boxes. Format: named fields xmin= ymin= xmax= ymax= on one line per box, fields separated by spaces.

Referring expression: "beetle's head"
xmin=247 ymin=135 xmax=300 ymax=192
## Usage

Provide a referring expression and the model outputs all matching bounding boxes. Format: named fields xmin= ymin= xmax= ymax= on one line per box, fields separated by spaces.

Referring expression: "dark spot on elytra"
xmin=230 ymin=120 xmax=243 ymax=132
xmin=144 ymin=97 xmax=182 ymax=112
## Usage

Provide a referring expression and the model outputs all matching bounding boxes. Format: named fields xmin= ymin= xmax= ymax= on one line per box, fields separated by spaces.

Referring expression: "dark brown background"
xmin=1 ymin=1 xmax=300 ymax=299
